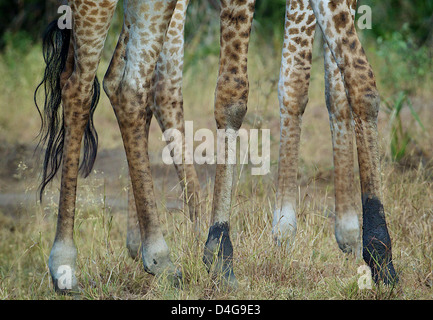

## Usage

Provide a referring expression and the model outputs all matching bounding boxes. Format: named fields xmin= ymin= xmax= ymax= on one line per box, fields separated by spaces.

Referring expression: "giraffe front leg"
xmin=203 ymin=0 xmax=256 ymax=289
xmin=273 ymin=0 xmax=316 ymax=250
xmin=310 ymin=0 xmax=397 ymax=284
xmin=152 ymin=0 xmax=202 ymax=232
xmin=101 ymin=21 xmax=144 ymax=261
xmin=126 ymin=106 xmax=152 ymax=260
xmin=104 ymin=0 xmax=181 ymax=285
xmin=324 ymin=40 xmax=360 ymax=255
xmin=322 ymin=0 xmax=361 ymax=255
xmin=126 ymin=180 xmax=141 ymax=259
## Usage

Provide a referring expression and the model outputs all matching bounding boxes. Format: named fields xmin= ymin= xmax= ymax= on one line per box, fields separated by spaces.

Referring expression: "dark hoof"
xmin=362 ymin=197 xmax=398 ymax=285
xmin=203 ymin=222 xmax=238 ymax=290
xmin=363 ymin=241 xmax=398 ymax=285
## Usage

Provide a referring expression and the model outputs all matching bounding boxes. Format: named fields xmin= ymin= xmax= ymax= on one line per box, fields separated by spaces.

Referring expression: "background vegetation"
xmin=0 ymin=0 xmax=432 ymax=300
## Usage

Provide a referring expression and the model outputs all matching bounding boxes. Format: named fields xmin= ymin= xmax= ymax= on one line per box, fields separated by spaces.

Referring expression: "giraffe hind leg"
xmin=103 ymin=0 xmax=181 ymax=285
xmin=324 ymin=41 xmax=360 ymax=255
xmin=273 ymin=0 xmax=316 ymax=250
xmin=311 ymin=0 xmax=397 ymax=284
xmin=322 ymin=0 xmax=360 ymax=256
xmin=123 ymin=1 xmax=201 ymax=261
xmin=151 ymin=0 xmax=203 ymax=233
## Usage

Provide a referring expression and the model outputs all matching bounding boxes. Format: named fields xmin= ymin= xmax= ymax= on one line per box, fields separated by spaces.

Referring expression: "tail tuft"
xmin=34 ymin=21 xmax=100 ymax=201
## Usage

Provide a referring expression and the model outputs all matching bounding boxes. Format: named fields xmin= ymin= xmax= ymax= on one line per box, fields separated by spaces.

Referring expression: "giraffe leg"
xmin=48 ymin=0 xmax=118 ymax=293
xmin=273 ymin=0 xmax=316 ymax=249
xmin=310 ymin=0 xmax=397 ymax=284
xmin=125 ymin=107 xmax=153 ymax=260
xmin=152 ymin=0 xmax=202 ymax=232
xmin=103 ymin=0 xmax=181 ymax=283
xmin=123 ymin=0 xmax=201 ymax=260
xmin=203 ymin=0 xmax=256 ymax=288
xmin=101 ymin=21 xmax=143 ymax=260
xmin=323 ymin=0 xmax=360 ymax=255
xmin=126 ymin=179 xmax=141 ymax=259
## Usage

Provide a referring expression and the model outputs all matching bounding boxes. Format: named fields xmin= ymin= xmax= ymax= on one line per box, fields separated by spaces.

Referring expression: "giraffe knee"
xmin=278 ymin=75 xmax=309 ymax=117
xmin=154 ymin=80 xmax=181 ymax=107
xmin=61 ymin=73 xmax=95 ymax=124
xmin=102 ymin=67 xmax=135 ymax=109
xmin=214 ymin=76 xmax=249 ymax=131
xmin=352 ymin=88 xmax=381 ymax=122
xmin=218 ymin=101 xmax=248 ymax=131
xmin=102 ymin=72 xmax=121 ymax=106
xmin=152 ymin=79 xmax=184 ymax=128
xmin=104 ymin=76 xmax=146 ymax=124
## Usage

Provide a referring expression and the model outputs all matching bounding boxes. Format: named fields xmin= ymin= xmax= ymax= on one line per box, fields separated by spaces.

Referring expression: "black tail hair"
xmin=34 ymin=20 xmax=100 ymax=201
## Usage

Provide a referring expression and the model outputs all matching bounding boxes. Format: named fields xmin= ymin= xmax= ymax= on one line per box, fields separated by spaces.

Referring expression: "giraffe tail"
xmin=34 ymin=20 xmax=100 ymax=201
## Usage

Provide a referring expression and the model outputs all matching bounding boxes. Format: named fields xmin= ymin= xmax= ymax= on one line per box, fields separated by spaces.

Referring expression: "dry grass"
xmin=0 ymin=36 xmax=432 ymax=300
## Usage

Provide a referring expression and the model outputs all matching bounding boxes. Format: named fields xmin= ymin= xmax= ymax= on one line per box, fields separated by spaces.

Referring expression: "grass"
xmin=0 ymin=26 xmax=432 ymax=300
xmin=1 ymin=158 xmax=432 ymax=299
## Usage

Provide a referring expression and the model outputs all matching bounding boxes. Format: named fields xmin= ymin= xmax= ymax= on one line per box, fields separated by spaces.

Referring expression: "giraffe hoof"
xmin=335 ymin=214 xmax=361 ymax=256
xmin=126 ymin=225 xmax=142 ymax=260
xmin=362 ymin=197 xmax=398 ymax=285
xmin=203 ymin=222 xmax=238 ymax=290
xmin=126 ymin=240 xmax=141 ymax=260
xmin=48 ymin=241 xmax=79 ymax=294
xmin=363 ymin=242 xmax=398 ymax=285
xmin=272 ymin=206 xmax=297 ymax=251
xmin=271 ymin=224 xmax=296 ymax=252
xmin=141 ymin=239 xmax=182 ymax=286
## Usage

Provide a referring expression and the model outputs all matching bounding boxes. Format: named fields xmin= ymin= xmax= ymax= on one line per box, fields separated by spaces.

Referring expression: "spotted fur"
xmin=36 ymin=0 xmax=397 ymax=293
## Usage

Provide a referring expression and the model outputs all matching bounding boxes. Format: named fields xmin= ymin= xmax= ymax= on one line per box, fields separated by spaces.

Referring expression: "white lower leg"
xmin=48 ymin=240 xmax=78 ymax=293
xmin=141 ymin=236 xmax=179 ymax=277
xmin=272 ymin=202 xmax=297 ymax=249
xmin=335 ymin=212 xmax=360 ymax=255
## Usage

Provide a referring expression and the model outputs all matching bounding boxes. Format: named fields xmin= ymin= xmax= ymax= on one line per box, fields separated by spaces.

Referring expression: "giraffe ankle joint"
xmin=278 ymin=81 xmax=309 ymax=117
xmin=102 ymin=75 xmax=118 ymax=103
xmin=217 ymin=102 xmax=247 ymax=131
xmin=352 ymin=89 xmax=381 ymax=122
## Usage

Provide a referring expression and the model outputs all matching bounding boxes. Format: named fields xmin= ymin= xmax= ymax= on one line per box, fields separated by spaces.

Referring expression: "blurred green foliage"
xmin=367 ymin=0 xmax=433 ymax=48
xmin=2 ymin=0 xmax=431 ymax=52
xmin=383 ymin=91 xmax=425 ymax=162
xmin=0 ymin=0 xmax=59 ymax=49
xmin=375 ymin=26 xmax=432 ymax=94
